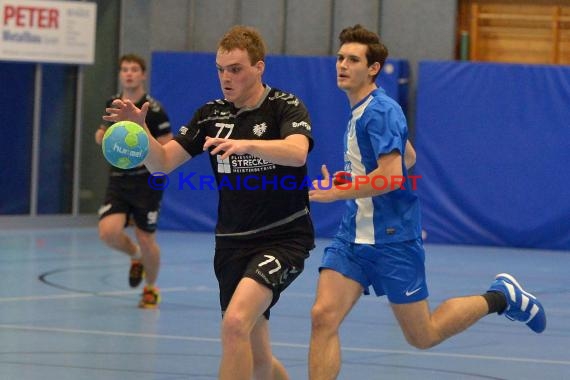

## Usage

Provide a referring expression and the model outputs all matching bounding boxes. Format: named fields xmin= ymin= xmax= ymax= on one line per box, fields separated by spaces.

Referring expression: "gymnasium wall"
xmin=0 ymin=63 xmax=76 ymax=215
xmin=0 ymin=0 xmax=456 ymax=216
xmin=0 ymin=63 xmax=34 ymax=214
xmin=120 ymin=0 xmax=457 ymax=131
xmin=152 ymin=54 xmax=570 ymax=251
xmin=0 ymin=0 xmax=121 ymax=215
xmin=415 ymin=61 xmax=570 ymax=250
xmin=113 ymin=0 xmax=456 ymax=218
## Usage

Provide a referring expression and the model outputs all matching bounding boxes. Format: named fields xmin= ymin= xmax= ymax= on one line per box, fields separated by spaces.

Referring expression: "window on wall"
xmin=457 ymin=0 xmax=570 ymax=64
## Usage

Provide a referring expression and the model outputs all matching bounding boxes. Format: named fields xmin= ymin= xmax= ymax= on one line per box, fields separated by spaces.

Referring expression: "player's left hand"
xmin=103 ymin=99 xmax=148 ymax=128
xmin=203 ymin=136 xmax=249 ymax=159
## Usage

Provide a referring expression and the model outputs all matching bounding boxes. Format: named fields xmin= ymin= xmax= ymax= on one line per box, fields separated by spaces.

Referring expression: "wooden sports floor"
xmin=0 ymin=225 xmax=568 ymax=379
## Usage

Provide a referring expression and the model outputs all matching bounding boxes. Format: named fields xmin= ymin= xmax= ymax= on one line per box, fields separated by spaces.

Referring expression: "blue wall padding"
xmin=0 ymin=62 xmax=35 ymax=214
xmin=151 ymin=52 xmax=409 ymax=237
xmin=415 ymin=61 xmax=570 ymax=250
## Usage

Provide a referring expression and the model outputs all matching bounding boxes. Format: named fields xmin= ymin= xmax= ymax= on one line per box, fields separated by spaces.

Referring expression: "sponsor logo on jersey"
xmin=292 ymin=121 xmax=311 ymax=131
xmin=214 ymin=154 xmax=276 ymax=174
xmin=229 ymin=154 xmax=276 ymax=174
xmin=217 ymin=156 xmax=232 ymax=173
xmin=269 ymin=91 xmax=300 ymax=106
xmin=252 ymin=122 xmax=268 ymax=137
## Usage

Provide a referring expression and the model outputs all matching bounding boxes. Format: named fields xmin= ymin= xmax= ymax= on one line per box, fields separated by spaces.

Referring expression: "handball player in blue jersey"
xmin=307 ymin=25 xmax=546 ymax=380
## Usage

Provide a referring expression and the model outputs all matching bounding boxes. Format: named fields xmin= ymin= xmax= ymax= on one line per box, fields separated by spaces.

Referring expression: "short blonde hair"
xmin=217 ymin=25 xmax=266 ymax=65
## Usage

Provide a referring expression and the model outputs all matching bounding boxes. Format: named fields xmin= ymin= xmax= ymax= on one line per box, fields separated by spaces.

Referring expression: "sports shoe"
xmin=138 ymin=286 xmax=160 ymax=309
xmin=488 ymin=273 xmax=546 ymax=333
xmin=129 ymin=260 xmax=144 ymax=288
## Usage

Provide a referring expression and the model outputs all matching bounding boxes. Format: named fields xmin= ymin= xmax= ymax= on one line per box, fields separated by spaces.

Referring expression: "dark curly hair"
xmin=339 ymin=24 xmax=388 ymax=81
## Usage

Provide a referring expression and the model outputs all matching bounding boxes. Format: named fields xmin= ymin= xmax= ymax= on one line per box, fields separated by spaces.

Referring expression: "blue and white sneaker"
xmin=488 ymin=273 xmax=546 ymax=333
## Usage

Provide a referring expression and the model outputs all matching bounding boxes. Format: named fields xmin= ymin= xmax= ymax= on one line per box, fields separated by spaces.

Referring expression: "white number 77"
xmin=258 ymin=255 xmax=282 ymax=274
xmin=214 ymin=123 xmax=234 ymax=138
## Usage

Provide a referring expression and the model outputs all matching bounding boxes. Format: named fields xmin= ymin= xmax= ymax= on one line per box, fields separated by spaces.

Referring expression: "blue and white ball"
xmin=102 ymin=121 xmax=149 ymax=169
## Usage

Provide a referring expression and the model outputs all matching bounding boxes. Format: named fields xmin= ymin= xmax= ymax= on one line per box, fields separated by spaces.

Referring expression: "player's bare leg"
xmin=391 ymin=297 xmax=489 ymax=349
xmin=309 ymin=270 xmax=362 ymax=380
xmin=134 ymin=227 xmax=160 ymax=285
xmin=98 ymin=213 xmax=139 ymax=258
xmin=219 ymin=278 xmax=274 ymax=380
xmin=251 ymin=317 xmax=289 ymax=380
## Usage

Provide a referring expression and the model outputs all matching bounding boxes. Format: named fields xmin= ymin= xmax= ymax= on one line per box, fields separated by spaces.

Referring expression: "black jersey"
xmin=104 ymin=93 xmax=171 ymax=176
xmin=174 ymin=86 xmax=315 ymax=248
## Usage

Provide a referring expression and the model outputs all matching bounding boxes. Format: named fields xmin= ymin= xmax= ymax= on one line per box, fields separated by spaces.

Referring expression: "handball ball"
xmin=102 ymin=121 xmax=149 ymax=169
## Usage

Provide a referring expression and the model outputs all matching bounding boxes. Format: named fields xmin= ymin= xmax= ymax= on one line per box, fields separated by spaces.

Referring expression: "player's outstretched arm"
xmin=103 ymin=99 xmax=190 ymax=174
xmin=203 ymin=134 xmax=309 ymax=167
xmin=309 ymin=151 xmax=404 ymax=203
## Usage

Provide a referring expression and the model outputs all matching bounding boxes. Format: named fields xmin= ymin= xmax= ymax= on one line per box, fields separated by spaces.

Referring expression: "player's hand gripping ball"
xmin=102 ymin=121 xmax=149 ymax=169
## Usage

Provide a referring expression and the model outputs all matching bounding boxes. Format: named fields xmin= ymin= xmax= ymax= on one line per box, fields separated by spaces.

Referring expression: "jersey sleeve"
xmin=366 ymin=102 xmax=407 ymax=159
xmin=277 ymin=96 xmax=314 ymax=152
xmin=173 ymin=108 xmax=207 ymax=158
xmin=145 ymin=101 xmax=171 ymax=139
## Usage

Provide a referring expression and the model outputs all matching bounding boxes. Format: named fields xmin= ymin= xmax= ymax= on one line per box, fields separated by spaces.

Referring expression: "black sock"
xmin=483 ymin=291 xmax=507 ymax=314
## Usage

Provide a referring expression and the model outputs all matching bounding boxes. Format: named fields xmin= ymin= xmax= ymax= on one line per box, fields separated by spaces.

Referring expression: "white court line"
xmin=0 ymin=287 xmax=189 ymax=303
xmin=0 ymin=286 xmax=316 ymax=303
xmin=0 ymin=324 xmax=568 ymax=367
xmin=0 ymin=324 xmax=218 ymax=343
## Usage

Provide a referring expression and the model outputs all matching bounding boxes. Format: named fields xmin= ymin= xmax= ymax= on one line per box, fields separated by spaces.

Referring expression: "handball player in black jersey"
xmin=95 ymin=54 xmax=172 ymax=309
xmin=104 ymin=27 xmax=315 ymax=380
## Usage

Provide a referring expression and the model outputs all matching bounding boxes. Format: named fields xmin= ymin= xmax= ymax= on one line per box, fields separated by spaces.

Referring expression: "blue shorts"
xmin=320 ymin=237 xmax=428 ymax=304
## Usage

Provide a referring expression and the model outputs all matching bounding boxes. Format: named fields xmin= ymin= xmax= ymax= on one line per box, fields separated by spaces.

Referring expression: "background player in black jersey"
xmin=104 ymin=26 xmax=314 ymax=380
xmin=95 ymin=54 xmax=172 ymax=309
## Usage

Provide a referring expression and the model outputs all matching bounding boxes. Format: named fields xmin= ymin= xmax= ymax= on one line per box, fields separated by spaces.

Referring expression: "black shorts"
xmin=98 ymin=175 xmax=164 ymax=233
xmin=214 ymin=240 xmax=310 ymax=319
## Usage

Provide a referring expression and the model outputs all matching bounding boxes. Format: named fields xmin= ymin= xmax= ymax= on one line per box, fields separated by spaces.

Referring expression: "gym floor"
xmin=0 ymin=226 xmax=568 ymax=379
